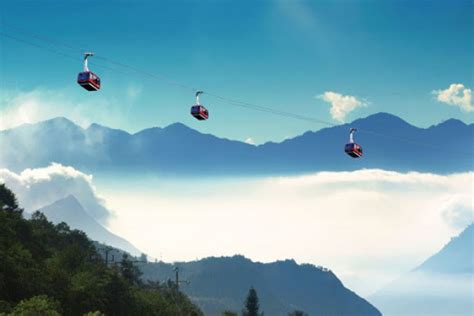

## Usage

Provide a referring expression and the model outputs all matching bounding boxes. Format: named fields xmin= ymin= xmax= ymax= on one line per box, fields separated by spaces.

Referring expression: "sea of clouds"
xmin=0 ymin=164 xmax=472 ymax=295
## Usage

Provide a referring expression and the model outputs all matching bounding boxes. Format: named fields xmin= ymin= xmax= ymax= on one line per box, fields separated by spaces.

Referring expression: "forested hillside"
xmin=0 ymin=184 xmax=202 ymax=316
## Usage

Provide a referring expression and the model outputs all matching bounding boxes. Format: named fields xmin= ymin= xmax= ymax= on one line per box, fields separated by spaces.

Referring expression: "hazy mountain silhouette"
xmin=1 ymin=113 xmax=472 ymax=174
xmin=136 ymin=255 xmax=381 ymax=316
xmin=416 ymin=224 xmax=473 ymax=274
xmin=40 ymin=195 xmax=141 ymax=256
xmin=371 ymin=224 xmax=473 ymax=316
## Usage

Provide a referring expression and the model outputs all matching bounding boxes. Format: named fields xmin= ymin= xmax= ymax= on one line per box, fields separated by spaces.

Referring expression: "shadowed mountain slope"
xmin=40 ymin=195 xmax=141 ymax=256
xmin=139 ymin=255 xmax=381 ymax=316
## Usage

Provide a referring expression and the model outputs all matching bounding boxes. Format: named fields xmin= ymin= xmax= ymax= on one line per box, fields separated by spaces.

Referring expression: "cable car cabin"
xmin=345 ymin=143 xmax=363 ymax=158
xmin=191 ymin=105 xmax=209 ymax=120
xmin=77 ymin=71 xmax=101 ymax=91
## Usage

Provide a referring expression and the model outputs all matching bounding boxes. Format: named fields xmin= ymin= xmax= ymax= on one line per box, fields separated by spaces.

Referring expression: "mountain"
xmin=416 ymin=223 xmax=473 ymax=274
xmin=371 ymin=224 xmax=474 ymax=316
xmin=1 ymin=113 xmax=472 ymax=174
xmin=137 ymin=255 xmax=381 ymax=316
xmin=40 ymin=195 xmax=141 ymax=256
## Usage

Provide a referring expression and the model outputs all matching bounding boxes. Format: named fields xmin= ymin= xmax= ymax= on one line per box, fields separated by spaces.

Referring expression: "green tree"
xmin=120 ymin=254 xmax=143 ymax=285
xmin=221 ymin=311 xmax=238 ymax=316
xmin=0 ymin=184 xmax=203 ymax=316
xmin=288 ymin=311 xmax=308 ymax=316
xmin=83 ymin=311 xmax=105 ymax=316
xmin=0 ymin=184 xmax=19 ymax=210
xmin=0 ymin=300 xmax=12 ymax=314
xmin=9 ymin=295 xmax=61 ymax=316
xmin=242 ymin=287 xmax=263 ymax=316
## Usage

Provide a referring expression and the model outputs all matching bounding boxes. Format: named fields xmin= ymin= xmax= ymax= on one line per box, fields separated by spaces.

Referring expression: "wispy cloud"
xmin=432 ymin=83 xmax=473 ymax=112
xmin=317 ymin=91 xmax=367 ymax=122
xmin=0 ymin=88 xmax=124 ymax=131
xmin=126 ymin=84 xmax=143 ymax=100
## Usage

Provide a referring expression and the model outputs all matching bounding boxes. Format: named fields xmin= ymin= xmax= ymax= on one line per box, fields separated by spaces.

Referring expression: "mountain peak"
xmin=429 ymin=118 xmax=467 ymax=129
xmin=365 ymin=112 xmax=401 ymax=120
xmin=159 ymin=122 xmax=201 ymax=137
xmin=88 ymin=122 xmax=107 ymax=130
xmin=163 ymin=122 xmax=195 ymax=132
xmin=47 ymin=194 xmax=83 ymax=210
xmin=40 ymin=196 xmax=142 ymax=255
xmin=42 ymin=116 xmax=79 ymax=127
xmin=86 ymin=122 xmax=132 ymax=137
xmin=355 ymin=112 xmax=411 ymax=125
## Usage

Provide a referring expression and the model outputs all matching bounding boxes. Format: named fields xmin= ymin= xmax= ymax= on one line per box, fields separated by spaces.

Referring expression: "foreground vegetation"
xmin=0 ymin=184 xmax=202 ymax=315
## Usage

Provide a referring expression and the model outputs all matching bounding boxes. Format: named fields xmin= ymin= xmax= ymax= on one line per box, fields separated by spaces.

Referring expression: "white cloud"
xmin=244 ymin=137 xmax=255 ymax=145
xmin=318 ymin=91 xmax=367 ymax=122
xmin=102 ymin=169 xmax=473 ymax=296
xmin=433 ymin=83 xmax=473 ymax=112
xmin=440 ymin=195 xmax=473 ymax=229
xmin=0 ymin=163 xmax=111 ymax=222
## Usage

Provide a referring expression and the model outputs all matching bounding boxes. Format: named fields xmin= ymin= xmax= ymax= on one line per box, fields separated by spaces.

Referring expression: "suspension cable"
xmin=0 ymin=26 xmax=471 ymax=156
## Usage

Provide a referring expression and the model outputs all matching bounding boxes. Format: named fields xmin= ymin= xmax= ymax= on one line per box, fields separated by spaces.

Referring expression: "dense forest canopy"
xmin=0 ymin=184 xmax=202 ymax=315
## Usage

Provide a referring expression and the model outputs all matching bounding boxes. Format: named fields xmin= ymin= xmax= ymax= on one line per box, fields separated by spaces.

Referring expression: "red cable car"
xmin=77 ymin=71 xmax=101 ymax=91
xmin=191 ymin=105 xmax=209 ymax=120
xmin=345 ymin=128 xmax=363 ymax=158
xmin=191 ymin=91 xmax=209 ymax=120
xmin=77 ymin=53 xmax=101 ymax=91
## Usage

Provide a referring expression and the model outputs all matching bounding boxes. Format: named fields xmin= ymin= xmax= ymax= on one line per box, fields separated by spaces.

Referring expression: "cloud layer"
xmin=0 ymin=163 xmax=110 ymax=222
xmin=1 ymin=164 xmax=471 ymax=296
xmin=318 ymin=91 xmax=367 ymax=122
xmin=433 ymin=83 xmax=473 ymax=112
xmin=101 ymin=169 xmax=473 ymax=295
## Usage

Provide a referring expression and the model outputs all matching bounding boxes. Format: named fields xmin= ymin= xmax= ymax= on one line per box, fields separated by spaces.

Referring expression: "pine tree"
xmin=119 ymin=253 xmax=143 ymax=285
xmin=242 ymin=287 xmax=263 ymax=316
xmin=289 ymin=311 xmax=308 ymax=316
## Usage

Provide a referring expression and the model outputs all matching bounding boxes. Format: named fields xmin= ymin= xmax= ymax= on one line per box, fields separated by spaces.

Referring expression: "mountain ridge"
xmin=4 ymin=112 xmax=472 ymax=142
xmin=137 ymin=254 xmax=382 ymax=316
xmin=415 ymin=223 xmax=473 ymax=274
xmin=1 ymin=112 xmax=472 ymax=174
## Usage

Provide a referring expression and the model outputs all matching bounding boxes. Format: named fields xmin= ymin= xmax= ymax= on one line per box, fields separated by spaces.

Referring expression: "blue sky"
xmin=1 ymin=0 xmax=472 ymax=143
xmin=1 ymin=1 xmax=473 ymax=297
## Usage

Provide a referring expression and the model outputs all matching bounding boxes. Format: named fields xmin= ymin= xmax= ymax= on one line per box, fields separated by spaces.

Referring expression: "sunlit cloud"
xmin=101 ymin=169 xmax=473 ymax=296
xmin=244 ymin=137 xmax=256 ymax=145
xmin=440 ymin=195 xmax=473 ymax=229
xmin=318 ymin=91 xmax=367 ymax=122
xmin=0 ymin=163 xmax=111 ymax=222
xmin=433 ymin=83 xmax=473 ymax=112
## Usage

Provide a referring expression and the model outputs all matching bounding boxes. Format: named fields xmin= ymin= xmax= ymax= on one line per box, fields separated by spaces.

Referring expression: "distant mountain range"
xmin=1 ymin=113 xmax=472 ymax=174
xmin=371 ymin=224 xmax=473 ymax=316
xmin=137 ymin=255 xmax=381 ymax=316
xmin=39 ymin=195 xmax=141 ymax=256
